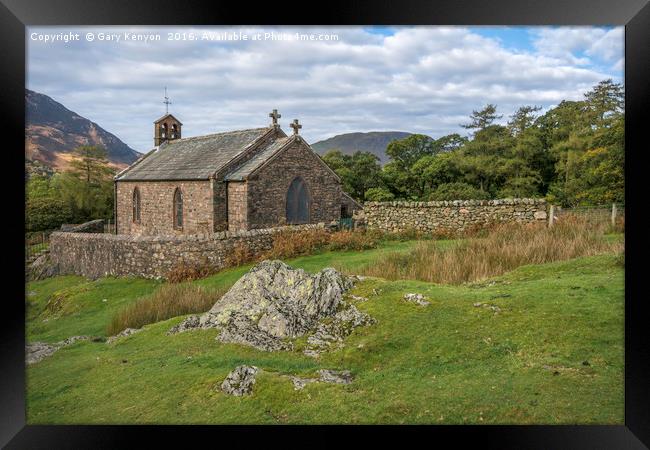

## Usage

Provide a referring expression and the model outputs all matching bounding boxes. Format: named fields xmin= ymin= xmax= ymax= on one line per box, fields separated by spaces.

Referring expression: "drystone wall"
xmin=49 ymin=224 xmax=324 ymax=280
xmin=363 ymin=199 xmax=548 ymax=233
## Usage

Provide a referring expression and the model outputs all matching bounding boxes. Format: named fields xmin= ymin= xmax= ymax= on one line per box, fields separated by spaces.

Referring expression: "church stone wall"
xmin=116 ymin=180 xmax=213 ymax=236
xmin=227 ymin=181 xmax=248 ymax=231
xmin=49 ymin=224 xmax=324 ymax=280
xmin=246 ymin=139 xmax=343 ymax=229
xmin=363 ymin=199 xmax=548 ymax=233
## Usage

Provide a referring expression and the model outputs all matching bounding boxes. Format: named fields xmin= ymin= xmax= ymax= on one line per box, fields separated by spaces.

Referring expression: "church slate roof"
xmin=116 ymin=128 xmax=269 ymax=181
xmin=225 ymin=136 xmax=292 ymax=181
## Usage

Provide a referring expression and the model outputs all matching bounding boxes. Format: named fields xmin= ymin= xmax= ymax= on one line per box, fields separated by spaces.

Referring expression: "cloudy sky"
xmin=27 ymin=26 xmax=623 ymax=153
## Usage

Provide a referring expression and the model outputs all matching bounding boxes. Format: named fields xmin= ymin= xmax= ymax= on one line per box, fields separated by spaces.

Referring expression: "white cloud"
xmin=27 ymin=26 xmax=623 ymax=152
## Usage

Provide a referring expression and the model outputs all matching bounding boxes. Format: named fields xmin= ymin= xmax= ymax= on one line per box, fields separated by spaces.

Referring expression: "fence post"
xmin=548 ymin=204 xmax=555 ymax=227
xmin=611 ymin=203 xmax=617 ymax=227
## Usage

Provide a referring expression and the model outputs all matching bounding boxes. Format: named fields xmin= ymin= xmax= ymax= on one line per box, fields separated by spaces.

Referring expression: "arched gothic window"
xmin=286 ymin=177 xmax=310 ymax=224
xmin=173 ymin=188 xmax=183 ymax=229
xmin=161 ymin=123 xmax=168 ymax=139
xmin=132 ymin=187 xmax=141 ymax=223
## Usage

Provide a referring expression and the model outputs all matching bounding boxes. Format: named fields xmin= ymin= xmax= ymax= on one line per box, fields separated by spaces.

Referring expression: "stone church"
xmin=114 ymin=110 xmax=359 ymax=235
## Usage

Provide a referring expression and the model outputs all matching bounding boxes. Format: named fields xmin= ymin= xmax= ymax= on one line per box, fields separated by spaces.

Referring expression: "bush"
xmin=107 ymin=283 xmax=225 ymax=336
xmin=428 ymin=182 xmax=490 ymax=201
xmin=26 ymin=197 xmax=75 ymax=232
xmin=356 ymin=215 xmax=623 ymax=285
xmin=365 ymin=187 xmax=395 ymax=202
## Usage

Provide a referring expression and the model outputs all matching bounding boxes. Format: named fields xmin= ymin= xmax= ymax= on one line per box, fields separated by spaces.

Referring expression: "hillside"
xmin=25 ymin=89 xmax=141 ymax=171
xmin=311 ymin=131 xmax=415 ymax=164
xmin=25 ymin=244 xmax=623 ymax=424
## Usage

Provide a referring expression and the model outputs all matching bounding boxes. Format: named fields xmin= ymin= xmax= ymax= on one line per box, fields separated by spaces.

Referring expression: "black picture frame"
xmin=2 ymin=0 xmax=648 ymax=447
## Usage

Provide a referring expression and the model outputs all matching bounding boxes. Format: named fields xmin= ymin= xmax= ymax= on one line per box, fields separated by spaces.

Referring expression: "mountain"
xmin=25 ymin=89 xmax=141 ymax=171
xmin=311 ymin=131 xmax=415 ymax=164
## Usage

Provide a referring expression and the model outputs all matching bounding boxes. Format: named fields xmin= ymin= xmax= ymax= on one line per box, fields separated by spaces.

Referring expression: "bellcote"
xmin=154 ymin=114 xmax=183 ymax=147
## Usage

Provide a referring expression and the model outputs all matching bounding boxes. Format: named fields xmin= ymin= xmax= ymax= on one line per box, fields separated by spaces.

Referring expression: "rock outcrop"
xmin=26 ymin=335 xmax=93 ymax=365
xmin=27 ymin=253 xmax=59 ymax=281
xmin=106 ymin=327 xmax=142 ymax=344
xmin=169 ymin=260 xmax=374 ymax=355
xmin=60 ymin=219 xmax=105 ymax=233
xmin=290 ymin=369 xmax=353 ymax=390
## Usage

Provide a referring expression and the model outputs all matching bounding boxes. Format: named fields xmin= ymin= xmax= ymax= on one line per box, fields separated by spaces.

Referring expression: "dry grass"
xmin=262 ymin=228 xmax=332 ymax=259
xmin=167 ymin=260 xmax=215 ymax=283
xmin=327 ymin=230 xmax=381 ymax=251
xmin=107 ymin=283 xmax=225 ymax=336
xmin=225 ymin=242 xmax=255 ymax=267
xmin=355 ymin=215 xmax=624 ymax=285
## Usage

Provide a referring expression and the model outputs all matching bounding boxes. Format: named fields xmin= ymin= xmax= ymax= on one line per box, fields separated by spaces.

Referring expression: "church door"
xmin=286 ymin=177 xmax=310 ymax=224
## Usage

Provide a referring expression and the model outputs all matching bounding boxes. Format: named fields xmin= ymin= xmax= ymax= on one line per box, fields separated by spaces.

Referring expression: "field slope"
xmin=25 ymin=241 xmax=623 ymax=424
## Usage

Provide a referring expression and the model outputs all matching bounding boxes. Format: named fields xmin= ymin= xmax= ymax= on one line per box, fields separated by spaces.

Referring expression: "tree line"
xmin=322 ymin=79 xmax=624 ymax=207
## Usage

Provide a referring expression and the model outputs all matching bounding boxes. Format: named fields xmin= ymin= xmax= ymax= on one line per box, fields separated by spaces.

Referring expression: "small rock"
xmin=348 ymin=295 xmax=368 ymax=302
xmin=318 ymin=369 xmax=353 ymax=384
xmin=106 ymin=327 xmax=142 ymax=344
xmin=220 ymin=365 xmax=259 ymax=396
xmin=290 ymin=376 xmax=318 ymax=390
xmin=403 ymin=293 xmax=430 ymax=306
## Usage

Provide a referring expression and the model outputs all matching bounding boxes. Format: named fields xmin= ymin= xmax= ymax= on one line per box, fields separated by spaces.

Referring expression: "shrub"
xmin=428 ymin=182 xmax=490 ymax=201
xmin=26 ymin=197 xmax=75 ymax=232
xmin=355 ymin=215 xmax=623 ymax=285
xmin=107 ymin=284 xmax=225 ymax=336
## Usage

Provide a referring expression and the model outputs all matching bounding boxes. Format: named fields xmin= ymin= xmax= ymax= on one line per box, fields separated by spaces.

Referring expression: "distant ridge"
xmin=25 ymin=89 xmax=141 ymax=171
xmin=311 ymin=131 xmax=416 ymax=164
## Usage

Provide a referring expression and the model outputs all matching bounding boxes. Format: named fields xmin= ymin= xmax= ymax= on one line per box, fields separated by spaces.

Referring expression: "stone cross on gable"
xmin=290 ymin=119 xmax=302 ymax=135
xmin=269 ymin=109 xmax=281 ymax=126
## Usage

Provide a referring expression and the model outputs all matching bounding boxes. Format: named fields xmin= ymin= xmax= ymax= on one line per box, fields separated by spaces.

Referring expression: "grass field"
xmin=25 ymin=238 xmax=624 ymax=424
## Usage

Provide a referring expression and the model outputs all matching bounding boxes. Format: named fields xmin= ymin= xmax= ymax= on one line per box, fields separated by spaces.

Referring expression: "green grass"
xmin=25 ymin=239 xmax=624 ymax=424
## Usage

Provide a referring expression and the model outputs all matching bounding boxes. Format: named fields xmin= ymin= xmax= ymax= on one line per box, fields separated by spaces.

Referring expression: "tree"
xmin=53 ymin=145 xmax=116 ymax=221
xmin=429 ymin=182 xmax=490 ymax=201
xmin=461 ymin=104 xmax=503 ymax=131
xmin=26 ymin=197 xmax=74 ymax=232
xmin=365 ymin=187 xmax=395 ymax=202
xmin=584 ymin=79 xmax=624 ymax=125
xmin=508 ymin=105 xmax=542 ymax=136
xmin=322 ymin=149 xmax=382 ymax=201
xmin=385 ymin=134 xmax=436 ymax=169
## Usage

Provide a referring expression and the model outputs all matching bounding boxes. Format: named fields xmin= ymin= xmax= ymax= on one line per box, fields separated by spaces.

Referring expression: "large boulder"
xmin=169 ymin=260 xmax=374 ymax=354
xmin=60 ymin=219 xmax=104 ymax=233
xmin=27 ymin=252 xmax=59 ymax=281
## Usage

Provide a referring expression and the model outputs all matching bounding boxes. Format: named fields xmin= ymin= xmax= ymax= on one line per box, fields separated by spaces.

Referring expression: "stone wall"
xmin=116 ymin=180 xmax=214 ymax=236
xmin=49 ymin=224 xmax=324 ymax=280
xmin=227 ymin=181 xmax=248 ymax=231
xmin=246 ymin=138 xmax=344 ymax=229
xmin=363 ymin=199 xmax=548 ymax=233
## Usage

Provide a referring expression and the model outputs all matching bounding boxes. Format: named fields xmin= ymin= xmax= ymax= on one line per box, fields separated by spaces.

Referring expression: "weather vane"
xmin=163 ymin=87 xmax=172 ymax=114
